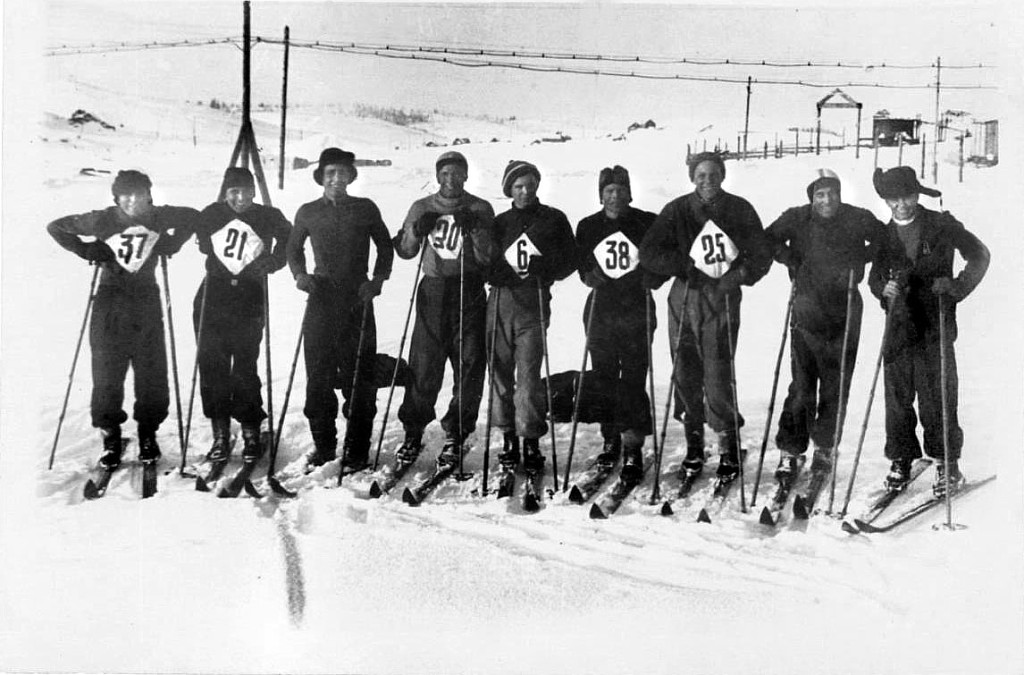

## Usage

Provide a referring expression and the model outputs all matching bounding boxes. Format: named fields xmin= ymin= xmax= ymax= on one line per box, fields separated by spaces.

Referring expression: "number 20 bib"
xmin=104 ymin=226 xmax=161 ymax=274
xmin=426 ymin=214 xmax=464 ymax=261
xmin=689 ymin=220 xmax=738 ymax=279
xmin=210 ymin=220 xmax=266 ymax=275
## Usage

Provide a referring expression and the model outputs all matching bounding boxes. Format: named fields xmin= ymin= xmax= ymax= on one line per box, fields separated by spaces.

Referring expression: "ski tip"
xmin=696 ymin=508 xmax=711 ymax=524
xmin=243 ymin=481 xmax=263 ymax=499
xmin=792 ymin=496 xmax=809 ymax=520
xmin=852 ymin=518 xmax=880 ymax=533
xmin=522 ymin=496 xmax=540 ymax=513
xmin=567 ymin=485 xmax=585 ymax=505
xmin=660 ymin=501 xmax=674 ymax=517
xmin=841 ymin=520 xmax=861 ymax=535
xmin=401 ymin=487 xmax=420 ymax=506
xmin=758 ymin=507 xmax=776 ymax=527
xmin=368 ymin=481 xmax=383 ymax=499
xmin=83 ymin=480 xmax=101 ymax=500
xmin=268 ymin=477 xmax=297 ymax=499
xmin=195 ymin=476 xmax=211 ymax=492
xmin=589 ymin=503 xmax=608 ymax=520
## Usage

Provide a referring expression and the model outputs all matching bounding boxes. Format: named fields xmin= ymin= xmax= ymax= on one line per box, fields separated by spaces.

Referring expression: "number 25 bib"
xmin=210 ymin=220 xmax=266 ymax=275
xmin=104 ymin=226 xmax=161 ymax=274
xmin=689 ymin=220 xmax=739 ymax=279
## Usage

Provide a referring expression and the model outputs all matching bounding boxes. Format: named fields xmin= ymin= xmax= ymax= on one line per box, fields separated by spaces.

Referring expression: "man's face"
xmin=885 ymin=192 xmax=919 ymax=221
xmin=225 ymin=186 xmax=256 ymax=214
xmin=811 ymin=185 xmax=841 ymax=220
xmin=511 ymin=173 xmax=539 ymax=209
xmin=601 ymin=183 xmax=630 ymax=218
xmin=692 ymin=161 xmax=724 ymax=202
xmin=437 ymin=164 xmax=467 ymax=199
xmin=321 ymin=164 xmax=354 ymax=199
xmin=116 ymin=189 xmax=154 ymax=219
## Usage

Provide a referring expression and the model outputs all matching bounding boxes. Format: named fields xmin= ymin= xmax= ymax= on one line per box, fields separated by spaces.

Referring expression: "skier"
xmin=575 ymin=165 xmax=664 ymax=481
xmin=487 ymin=160 xmax=576 ymax=474
xmin=47 ymin=170 xmax=198 ymax=469
xmin=638 ymin=152 xmax=772 ymax=483
xmin=867 ymin=166 xmax=989 ymax=496
xmin=193 ymin=167 xmax=292 ymax=465
xmin=287 ymin=148 xmax=394 ymax=473
xmin=391 ymin=151 xmax=496 ymax=466
xmin=765 ymin=169 xmax=884 ymax=481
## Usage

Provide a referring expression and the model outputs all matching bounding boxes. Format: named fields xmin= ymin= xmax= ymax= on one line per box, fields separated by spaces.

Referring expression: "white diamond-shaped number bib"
xmin=210 ymin=220 xmax=265 ymax=275
xmin=594 ymin=231 xmax=639 ymax=280
xmin=105 ymin=226 xmax=160 ymax=274
xmin=504 ymin=232 xmax=540 ymax=278
xmin=689 ymin=220 xmax=738 ymax=280
xmin=427 ymin=214 xmax=464 ymax=261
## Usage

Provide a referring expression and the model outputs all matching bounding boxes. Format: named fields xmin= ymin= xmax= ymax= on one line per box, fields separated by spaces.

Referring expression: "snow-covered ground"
xmin=3 ymin=4 xmax=1024 ymax=674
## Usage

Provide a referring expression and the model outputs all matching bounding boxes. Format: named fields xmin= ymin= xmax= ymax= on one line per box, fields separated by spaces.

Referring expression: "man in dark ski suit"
xmin=488 ymin=160 xmax=576 ymax=472
xmin=193 ymin=167 xmax=292 ymax=464
xmin=867 ymin=166 xmax=989 ymax=496
xmin=392 ymin=151 xmax=496 ymax=466
xmin=47 ymin=170 xmax=197 ymax=468
xmin=765 ymin=169 xmax=884 ymax=479
xmin=639 ymin=152 xmax=772 ymax=481
xmin=575 ymin=165 xmax=665 ymax=481
xmin=287 ymin=148 xmax=394 ymax=472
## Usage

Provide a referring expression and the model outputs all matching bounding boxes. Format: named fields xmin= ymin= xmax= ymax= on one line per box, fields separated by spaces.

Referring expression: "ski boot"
xmin=395 ymin=434 xmax=424 ymax=466
xmin=884 ymin=458 xmax=913 ymax=492
xmin=306 ymin=421 xmax=338 ymax=468
xmin=497 ymin=433 xmax=520 ymax=470
xmin=775 ymin=450 xmax=800 ymax=481
xmin=340 ymin=434 xmax=370 ymax=474
xmin=810 ymin=445 xmax=834 ymax=475
xmin=716 ymin=431 xmax=740 ymax=482
xmin=138 ymin=427 xmax=162 ymax=463
xmin=98 ymin=426 xmax=123 ymax=470
xmin=678 ymin=423 xmax=706 ymax=479
xmin=522 ymin=438 xmax=545 ymax=474
xmin=206 ymin=417 xmax=232 ymax=463
xmin=620 ymin=439 xmax=644 ymax=483
xmin=436 ymin=435 xmax=465 ymax=468
xmin=596 ymin=435 xmax=621 ymax=467
xmin=241 ymin=423 xmax=263 ymax=464
xmin=932 ymin=460 xmax=965 ymax=498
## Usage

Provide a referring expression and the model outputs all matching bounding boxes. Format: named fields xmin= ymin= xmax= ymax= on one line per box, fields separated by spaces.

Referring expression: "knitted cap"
xmin=502 ymin=160 xmax=541 ymax=197
xmin=598 ymin=165 xmax=631 ymax=199
xmin=873 ymin=166 xmax=941 ymax=200
xmin=686 ymin=152 xmax=726 ymax=181
xmin=806 ymin=168 xmax=841 ymax=201
xmin=313 ymin=147 xmax=357 ymax=185
xmin=223 ymin=167 xmax=255 ymax=191
xmin=435 ymin=150 xmax=468 ymax=174
xmin=111 ymin=170 xmax=152 ymax=197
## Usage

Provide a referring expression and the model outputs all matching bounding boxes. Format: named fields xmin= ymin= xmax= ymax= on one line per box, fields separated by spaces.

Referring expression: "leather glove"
xmin=931 ymin=277 xmax=958 ymax=297
xmin=527 ymin=255 xmax=548 ymax=279
xmin=778 ymin=248 xmax=801 ymax=276
xmin=454 ymin=209 xmax=478 ymax=235
xmin=582 ymin=267 xmax=608 ymax=289
xmin=80 ymin=241 xmax=116 ymax=263
xmin=413 ymin=211 xmax=442 ymax=237
xmin=242 ymin=255 xmax=282 ymax=278
xmin=677 ymin=256 xmax=695 ymax=279
xmin=642 ymin=271 xmax=670 ymax=290
xmin=295 ymin=273 xmax=318 ymax=294
xmin=711 ymin=268 xmax=744 ymax=305
xmin=358 ymin=277 xmax=384 ymax=303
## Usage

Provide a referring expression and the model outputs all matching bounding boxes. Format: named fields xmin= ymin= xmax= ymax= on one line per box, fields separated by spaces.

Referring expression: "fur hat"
xmin=806 ymin=168 xmax=841 ymax=201
xmin=435 ymin=150 xmax=468 ymax=174
xmin=598 ymin=165 xmax=631 ymax=200
xmin=223 ymin=167 xmax=255 ymax=191
xmin=111 ymin=170 xmax=152 ymax=198
xmin=313 ymin=147 xmax=357 ymax=185
xmin=686 ymin=152 xmax=726 ymax=181
xmin=502 ymin=160 xmax=541 ymax=197
xmin=873 ymin=166 xmax=941 ymax=200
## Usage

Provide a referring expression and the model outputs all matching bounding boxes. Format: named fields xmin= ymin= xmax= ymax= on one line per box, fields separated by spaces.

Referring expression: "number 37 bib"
xmin=689 ymin=220 xmax=739 ymax=279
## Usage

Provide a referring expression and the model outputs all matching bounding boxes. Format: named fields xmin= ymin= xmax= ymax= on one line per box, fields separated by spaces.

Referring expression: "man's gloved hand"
xmin=454 ymin=209 xmax=478 ymax=235
xmin=413 ymin=211 xmax=442 ymax=237
xmin=778 ymin=248 xmax=802 ymax=277
xmin=527 ymin=254 xmax=548 ymax=279
xmin=931 ymin=277 xmax=959 ymax=297
xmin=80 ymin=241 xmax=116 ymax=264
xmin=582 ymin=267 xmax=608 ymax=289
xmin=295 ymin=273 xmax=318 ymax=294
xmin=243 ymin=255 xmax=283 ymax=278
xmin=358 ymin=277 xmax=384 ymax=303
xmin=711 ymin=268 xmax=744 ymax=305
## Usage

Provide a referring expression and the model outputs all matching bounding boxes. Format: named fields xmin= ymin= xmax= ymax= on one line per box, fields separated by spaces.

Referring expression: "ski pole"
xmin=562 ymin=287 xmax=597 ymax=491
xmin=536 ymin=277 xmax=559 ymax=492
xmin=372 ymin=244 xmax=425 ymax=471
xmin=338 ymin=302 xmax=372 ymax=487
xmin=49 ymin=265 xmax=100 ymax=470
xmin=938 ymin=294 xmax=954 ymax=528
xmin=645 ymin=290 xmax=663 ymax=503
xmin=657 ymin=280 xmax=690 ymax=482
xmin=724 ymin=293 xmax=746 ymax=513
xmin=182 ymin=274 xmax=209 ymax=473
xmin=261 ymin=274 xmax=276 ymax=469
xmin=160 ymin=256 xmax=186 ymax=462
xmin=826 ymin=269 xmax=856 ymax=514
xmin=481 ymin=289 xmax=500 ymax=496
xmin=266 ymin=302 xmax=307 ymax=498
xmin=453 ymin=238 xmax=471 ymax=481
xmin=750 ymin=281 xmax=795 ymax=507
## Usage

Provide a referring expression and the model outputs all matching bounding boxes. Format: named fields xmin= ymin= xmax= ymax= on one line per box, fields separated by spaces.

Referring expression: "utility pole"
xmin=743 ymin=76 xmax=752 ymax=159
xmin=278 ymin=25 xmax=290 ymax=190
xmin=932 ymin=56 xmax=941 ymax=183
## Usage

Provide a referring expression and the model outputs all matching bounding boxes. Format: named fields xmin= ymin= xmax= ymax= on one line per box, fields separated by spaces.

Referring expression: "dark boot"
xmin=716 ymin=430 xmax=739 ymax=480
xmin=775 ymin=450 xmax=800 ymax=481
xmin=206 ymin=417 xmax=232 ymax=463
xmin=241 ymin=422 xmax=263 ymax=464
xmin=498 ymin=432 xmax=520 ymax=469
xmin=522 ymin=437 xmax=545 ymax=474
xmin=596 ymin=435 xmax=621 ymax=467
xmin=437 ymin=433 xmax=466 ymax=468
xmin=341 ymin=428 xmax=370 ymax=473
xmin=306 ymin=419 xmax=337 ymax=467
xmin=619 ymin=430 xmax=644 ymax=482
xmin=98 ymin=426 xmax=123 ymax=469
xmin=933 ymin=460 xmax=964 ymax=498
xmin=138 ymin=425 xmax=161 ymax=463
xmin=679 ymin=422 xmax=705 ymax=478
xmin=396 ymin=430 xmax=424 ymax=465
xmin=810 ymin=444 xmax=834 ymax=475
xmin=885 ymin=458 xmax=913 ymax=492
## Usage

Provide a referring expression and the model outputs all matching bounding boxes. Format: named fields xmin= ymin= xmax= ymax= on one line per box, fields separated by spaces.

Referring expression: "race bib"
xmin=105 ymin=226 xmax=160 ymax=274
xmin=210 ymin=219 xmax=265 ymax=275
xmin=426 ymin=214 xmax=464 ymax=261
xmin=594 ymin=231 xmax=639 ymax=280
xmin=504 ymin=232 xmax=540 ymax=278
xmin=689 ymin=220 xmax=739 ymax=279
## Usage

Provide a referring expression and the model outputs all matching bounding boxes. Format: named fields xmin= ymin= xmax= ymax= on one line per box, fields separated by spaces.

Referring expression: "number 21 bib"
xmin=689 ymin=220 xmax=738 ymax=279
xmin=210 ymin=220 xmax=266 ymax=275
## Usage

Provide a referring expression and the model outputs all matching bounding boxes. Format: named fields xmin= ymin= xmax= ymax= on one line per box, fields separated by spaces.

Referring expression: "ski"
xmin=194 ymin=439 xmax=238 ymax=492
xmin=567 ymin=457 xmax=617 ymax=505
xmin=367 ymin=456 xmax=420 ymax=499
xmin=841 ymin=458 xmax=933 ymax=533
xmin=521 ymin=468 xmax=544 ymax=513
xmin=495 ymin=464 xmax=517 ymax=499
xmin=854 ymin=474 xmax=996 ymax=534
xmin=589 ymin=448 xmax=655 ymax=520
xmin=758 ymin=455 xmax=807 ymax=527
xmin=791 ymin=463 xmax=834 ymax=520
xmin=695 ymin=474 xmax=740 ymax=523
xmin=401 ymin=461 xmax=457 ymax=506
xmin=141 ymin=459 xmax=159 ymax=498
xmin=217 ymin=460 xmax=258 ymax=498
xmin=659 ymin=467 xmax=711 ymax=516
xmin=82 ymin=439 xmax=131 ymax=500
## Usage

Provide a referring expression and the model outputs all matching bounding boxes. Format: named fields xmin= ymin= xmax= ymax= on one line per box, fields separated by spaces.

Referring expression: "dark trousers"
xmin=585 ymin=292 xmax=655 ymax=438
xmin=883 ymin=338 xmax=962 ymax=462
xmin=776 ymin=303 xmax=862 ymax=453
xmin=486 ymin=285 xmax=548 ymax=439
xmin=667 ymin=279 xmax=743 ymax=436
xmin=89 ymin=285 xmax=169 ymax=431
xmin=302 ymin=288 xmax=377 ymax=446
xmin=193 ymin=278 xmax=266 ymax=426
xmin=398 ymin=276 xmax=487 ymax=441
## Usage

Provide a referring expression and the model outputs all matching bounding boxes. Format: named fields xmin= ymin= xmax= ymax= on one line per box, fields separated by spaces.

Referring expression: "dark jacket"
xmin=488 ymin=201 xmax=576 ymax=289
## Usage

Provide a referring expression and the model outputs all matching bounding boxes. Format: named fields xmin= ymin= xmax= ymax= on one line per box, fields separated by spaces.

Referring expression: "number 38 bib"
xmin=210 ymin=220 xmax=266 ymax=275
xmin=689 ymin=220 xmax=739 ymax=279
xmin=104 ymin=226 xmax=161 ymax=274
xmin=594 ymin=231 xmax=639 ymax=280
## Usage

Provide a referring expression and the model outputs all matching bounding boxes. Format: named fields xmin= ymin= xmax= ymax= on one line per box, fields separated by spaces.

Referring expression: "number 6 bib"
xmin=689 ymin=219 xmax=739 ymax=280
xmin=504 ymin=232 xmax=540 ymax=278
xmin=210 ymin=219 xmax=265 ymax=275
xmin=105 ymin=225 xmax=161 ymax=274
xmin=594 ymin=231 xmax=639 ymax=280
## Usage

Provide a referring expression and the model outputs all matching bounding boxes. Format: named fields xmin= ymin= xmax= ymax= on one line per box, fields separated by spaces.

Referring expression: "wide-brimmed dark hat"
xmin=313 ymin=147 xmax=357 ymax=185
xmin=873 ymin=166 xmax=941 ymax=200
